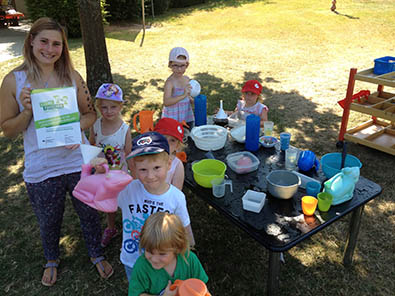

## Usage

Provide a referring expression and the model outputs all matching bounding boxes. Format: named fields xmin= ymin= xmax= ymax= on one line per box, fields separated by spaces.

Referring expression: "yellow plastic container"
xmin=192 ymin=159 xmax=226 ymax=188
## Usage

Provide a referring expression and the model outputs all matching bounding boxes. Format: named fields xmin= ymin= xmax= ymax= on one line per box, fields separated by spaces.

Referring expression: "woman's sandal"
xmin=41 ymin=260 xmax=60 ymax=287
xmin=91 ymin=256 xmax=113 ymax=279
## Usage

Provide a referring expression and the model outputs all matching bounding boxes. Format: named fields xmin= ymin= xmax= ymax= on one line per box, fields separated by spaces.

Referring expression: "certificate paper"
xmin=31 ymin=87 xmax=82 ymax=149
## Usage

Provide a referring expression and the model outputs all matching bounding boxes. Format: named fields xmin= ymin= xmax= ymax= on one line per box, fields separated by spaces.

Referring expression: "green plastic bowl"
xmin=192 ymin=159 xmax=227 ymax=188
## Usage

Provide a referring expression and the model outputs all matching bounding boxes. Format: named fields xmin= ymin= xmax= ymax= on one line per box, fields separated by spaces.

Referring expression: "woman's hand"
xmin=20 ymin=87 xmax=33 ymax=111
xmin=65 ymin=144 xmax=80 ymax=150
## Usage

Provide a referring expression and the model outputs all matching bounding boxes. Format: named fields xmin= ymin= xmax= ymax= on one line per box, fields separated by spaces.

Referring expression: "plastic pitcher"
xmin=323 ymin=167 xmax=360 ymax=205
xmin=133 ymin=110 xmax=154 ymax=134
xmin=194 ymin=94 xmax=207 ymax=126
xmin=211 ymin=178 xmax=233 ymax=198
xmin=245 ymin=114 xmax=260 ymax=152
xmin=170 ymin=279 xmax=211 ymax=296
xmin=298 ymin=150 xmax=320 ymax=172
xmin=73 ymin=164 xmax=133 ymax=213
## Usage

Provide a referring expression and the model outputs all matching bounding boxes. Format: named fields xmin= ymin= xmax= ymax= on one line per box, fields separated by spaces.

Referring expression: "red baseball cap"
xmin=154 ymin=118 xmax=184 ymax=142
xmin=242 ymin=80 xmax=262 ymax=95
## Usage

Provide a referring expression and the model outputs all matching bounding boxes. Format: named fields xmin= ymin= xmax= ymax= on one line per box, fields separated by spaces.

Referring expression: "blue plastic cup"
xmin=280 ymin=132 xmax=291 ymax=150
xmin=306 ymin=181 xmax=321 ymax=197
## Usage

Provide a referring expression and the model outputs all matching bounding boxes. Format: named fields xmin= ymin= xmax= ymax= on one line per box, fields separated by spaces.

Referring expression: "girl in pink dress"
xmin=162 ymin=47 xmax=194 ymax=127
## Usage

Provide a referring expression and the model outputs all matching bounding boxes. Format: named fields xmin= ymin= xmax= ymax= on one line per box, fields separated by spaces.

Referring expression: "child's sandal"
xmin=91 ymin=256 xmax=113 ymax=279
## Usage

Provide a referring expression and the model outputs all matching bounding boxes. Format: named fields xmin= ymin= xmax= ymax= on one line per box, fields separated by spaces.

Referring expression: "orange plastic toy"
xmin=301 ymin=196 xmax=318 ymax=216
xmin=170 ymin=279 xmax=211 ymax=296
xmin=176 ymin=151 xmax=187 ymax=163
xmin=133 ymin=110 xmax=154 ymax=134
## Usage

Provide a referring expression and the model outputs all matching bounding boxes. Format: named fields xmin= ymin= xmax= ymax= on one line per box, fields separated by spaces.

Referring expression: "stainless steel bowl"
xmin=266 ymin=170 xmax=301 ymax=199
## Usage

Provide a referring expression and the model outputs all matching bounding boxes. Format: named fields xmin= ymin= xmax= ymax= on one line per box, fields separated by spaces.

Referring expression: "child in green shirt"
xmin=129 ymin=212 xmax=208 ymax=296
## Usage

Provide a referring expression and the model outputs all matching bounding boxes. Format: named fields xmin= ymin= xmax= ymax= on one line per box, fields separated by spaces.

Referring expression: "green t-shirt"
xmin=129 ymin=251 xmax=208 ymax=296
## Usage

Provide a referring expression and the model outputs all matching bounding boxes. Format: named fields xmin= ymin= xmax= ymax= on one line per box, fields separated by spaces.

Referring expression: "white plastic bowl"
xmin=190 ymin=125 xmax=227 ymax=151
xmin=230 ymin=125 xmax=246 ymax=143
xmin=189 ymin=80 xmax=201 ymax=97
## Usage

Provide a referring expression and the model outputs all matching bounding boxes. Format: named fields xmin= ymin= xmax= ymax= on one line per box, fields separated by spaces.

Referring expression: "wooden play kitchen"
xmin=337 ymin=58 xmax=395 ymax=155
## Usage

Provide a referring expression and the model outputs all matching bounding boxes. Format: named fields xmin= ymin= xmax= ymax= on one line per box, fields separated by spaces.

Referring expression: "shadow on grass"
xmin=112 ymin=73 xmax=163 ymax=126
xmin=191 ymin=71 xmax=342 ymax=152
xmin=332 ymin=10 xmax=359 ymax=20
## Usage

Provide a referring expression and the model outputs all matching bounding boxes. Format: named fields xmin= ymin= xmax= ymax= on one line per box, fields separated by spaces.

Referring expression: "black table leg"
xmin=267 ymin=251 xmax=281 ymax=296
xmin=343 ymin=205 xmax=365 ymax=266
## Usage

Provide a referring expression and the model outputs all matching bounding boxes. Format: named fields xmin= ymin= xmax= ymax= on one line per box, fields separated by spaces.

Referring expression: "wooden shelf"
xmin=355 ymin=68 xmax=395 ymax=88
xmin=344 ymin=119 xmax=395 ymax=155
xmin=350 ymin=91 xmax=395 ymax=121
xmin=339 ymin=67 xmax=395 ymax=156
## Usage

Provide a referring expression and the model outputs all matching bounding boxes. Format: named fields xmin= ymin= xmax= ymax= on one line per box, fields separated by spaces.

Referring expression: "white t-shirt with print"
xmin=117 ymin=179 xmax=191 ymax=268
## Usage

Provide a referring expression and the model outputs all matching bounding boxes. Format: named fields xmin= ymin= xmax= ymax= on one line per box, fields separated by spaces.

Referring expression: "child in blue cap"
xmin=118 ymin=132 xmax=195 ymax=282
xmin=89 ymin=83 xmax=132 ymax=248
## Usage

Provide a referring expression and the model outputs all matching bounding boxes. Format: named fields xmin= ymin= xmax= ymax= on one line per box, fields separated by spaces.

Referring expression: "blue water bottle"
xmin=245 ymin=114 xmax=260 ymax=152
xmin=194 ymin=94 xmax=207 ymax=126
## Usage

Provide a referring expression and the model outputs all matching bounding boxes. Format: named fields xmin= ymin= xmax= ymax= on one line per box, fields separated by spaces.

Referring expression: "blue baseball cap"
xmin=127 ymin=132 xmax=170 ymax=159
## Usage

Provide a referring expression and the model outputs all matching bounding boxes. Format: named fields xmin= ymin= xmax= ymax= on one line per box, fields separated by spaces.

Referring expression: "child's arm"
xmin=139 ymin=284 xmax=176 ymax=296
xmin=171 ymin=160 xmax=185 ymax=190
xmin=259 ymin=107 xmax=268 ymax=126
xmin=163 ymin=79 xmax=191 ymax=107
xmin=124 ymin=126 xmax=132 ymax=156
xmin=185 ymin=224 xmax=195 ymax=247
xmin=88 ymin=126 xmax=96 ymax=145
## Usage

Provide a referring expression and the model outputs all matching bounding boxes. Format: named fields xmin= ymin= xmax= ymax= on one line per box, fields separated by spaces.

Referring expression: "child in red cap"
xmin=225 ymin=80 xmax=268 ymax=126
xmin=154 ymin=118 xmax=185 ymax=190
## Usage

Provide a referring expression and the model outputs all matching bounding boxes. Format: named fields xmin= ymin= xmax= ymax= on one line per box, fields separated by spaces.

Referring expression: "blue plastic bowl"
xmin=321 ymin=153 xmax=362 ymax=179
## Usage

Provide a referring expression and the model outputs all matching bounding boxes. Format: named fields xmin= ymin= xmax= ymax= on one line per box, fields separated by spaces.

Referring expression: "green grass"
xmin=1 ymin=0 xmax=395 ymax=295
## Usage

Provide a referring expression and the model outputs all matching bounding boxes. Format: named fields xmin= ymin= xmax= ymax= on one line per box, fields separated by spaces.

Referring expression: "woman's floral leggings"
xmin=26 ymin=172 xmax=102 ymax=260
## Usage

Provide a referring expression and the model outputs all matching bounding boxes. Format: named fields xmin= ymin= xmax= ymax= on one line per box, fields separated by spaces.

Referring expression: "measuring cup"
xmin=211 ymin=178 xmax=233 ymax=198
xmin=133 ymin=110 xmax=154 ymax=134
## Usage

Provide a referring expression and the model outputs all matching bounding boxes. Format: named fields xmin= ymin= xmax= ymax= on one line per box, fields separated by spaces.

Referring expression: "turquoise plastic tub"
xmin=321 ymin=153 xmax=362 ymax=179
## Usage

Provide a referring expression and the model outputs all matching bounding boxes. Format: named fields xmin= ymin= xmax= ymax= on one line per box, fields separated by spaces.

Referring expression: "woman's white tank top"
xmin=14 ymin=71 xmax=83 ymax=183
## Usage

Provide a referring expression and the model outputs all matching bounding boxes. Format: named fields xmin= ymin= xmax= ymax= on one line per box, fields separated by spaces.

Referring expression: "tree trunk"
xmin=78 ymin=0 xmax=112 ymax=96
